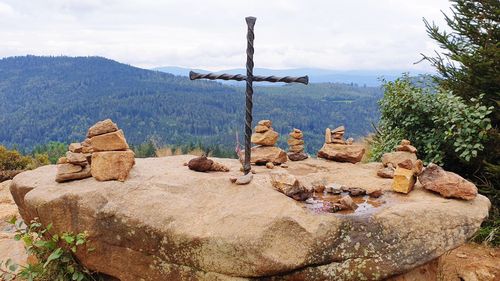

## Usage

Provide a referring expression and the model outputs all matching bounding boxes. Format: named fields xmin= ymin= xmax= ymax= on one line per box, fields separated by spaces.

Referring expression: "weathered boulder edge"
xmin=9 ymin=156 xmax=491 ymax=281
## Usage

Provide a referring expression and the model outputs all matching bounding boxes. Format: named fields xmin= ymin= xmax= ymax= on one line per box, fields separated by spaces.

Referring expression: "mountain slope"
xmin=0 ymin=56 xmax=382 ymax=153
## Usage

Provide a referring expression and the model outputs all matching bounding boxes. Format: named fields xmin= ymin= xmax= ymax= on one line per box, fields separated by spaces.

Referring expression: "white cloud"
xmin=0 ymin=0 xmax=452 ymax=72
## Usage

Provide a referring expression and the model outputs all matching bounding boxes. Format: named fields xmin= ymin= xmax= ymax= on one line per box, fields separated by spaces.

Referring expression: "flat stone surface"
xmin=10 ymin=156 xmax=490 ymax=281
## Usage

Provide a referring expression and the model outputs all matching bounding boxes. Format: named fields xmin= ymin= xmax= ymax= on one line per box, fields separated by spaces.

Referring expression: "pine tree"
xmin=421 ymin=0 xmax=499 ymax=181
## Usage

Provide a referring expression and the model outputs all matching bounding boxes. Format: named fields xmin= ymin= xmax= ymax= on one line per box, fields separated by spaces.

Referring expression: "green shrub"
xmin=371 ymin=75 xmax=493 ymax=165
xmin=0 ymin=217 xmax=101 ymax=281
xmin=32 ymin=142 xmax=68 ymax=164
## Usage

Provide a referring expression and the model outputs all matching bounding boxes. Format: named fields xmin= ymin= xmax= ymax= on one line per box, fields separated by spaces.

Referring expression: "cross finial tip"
xmin=245 ymin=16 xmax=256 ymax=25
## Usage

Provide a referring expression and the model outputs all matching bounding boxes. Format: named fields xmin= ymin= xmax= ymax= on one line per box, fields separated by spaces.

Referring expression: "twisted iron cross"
xmin=190 ymin=17 xmax=308 ymax=175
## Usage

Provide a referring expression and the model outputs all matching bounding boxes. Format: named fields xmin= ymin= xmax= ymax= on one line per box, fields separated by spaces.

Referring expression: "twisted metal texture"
xmin=243 ymin=16 xmax=256 ymax=175
xmin=189 ymin=71 xmax=309 ymax=85
xmin=188 ymin=16 xmax=309 ymax=175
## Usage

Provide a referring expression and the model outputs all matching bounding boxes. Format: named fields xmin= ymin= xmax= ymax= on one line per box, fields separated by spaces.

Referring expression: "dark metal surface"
xmin=243 ymin=16 xmax=255 ymax=175
xmin=189 ymin=16 xmax=308 ymax=175
xmin=189 ymin=71 xmax=309 ymax=85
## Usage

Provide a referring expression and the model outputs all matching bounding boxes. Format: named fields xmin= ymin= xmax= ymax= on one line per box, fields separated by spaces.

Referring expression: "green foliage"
xmin=0 ymin=145 xmax=50 ymax=171
xmin=131 ymin=139 xmax=157 ymax=158
xmin=32 ymin=142 xmax=68 ymax=164
xmin=421 ymin=0 xmax=499 ymax=245
xmin=0 ymin=217 xmax=101 ymax=281
xmin=371 ymin=75 xmax=492 ymax=165
xmin=0 ymin=56 xmax=381 ymax=155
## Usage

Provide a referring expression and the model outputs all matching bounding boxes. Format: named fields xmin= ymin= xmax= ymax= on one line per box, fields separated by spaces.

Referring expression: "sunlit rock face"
xmin=10 ymin=156 xmax=490 ymax=281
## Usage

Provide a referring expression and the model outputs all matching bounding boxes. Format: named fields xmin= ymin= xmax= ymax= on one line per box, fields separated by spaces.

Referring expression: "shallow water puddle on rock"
xmin=305 ymin=192 xmax=385 ymax=215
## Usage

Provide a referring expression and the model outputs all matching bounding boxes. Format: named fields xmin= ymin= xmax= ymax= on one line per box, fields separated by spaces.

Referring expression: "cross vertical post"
xmin=243 ymin=16 xmax=256 ymax=175
xmin=189 ymin=16 xmax=308 ymax=177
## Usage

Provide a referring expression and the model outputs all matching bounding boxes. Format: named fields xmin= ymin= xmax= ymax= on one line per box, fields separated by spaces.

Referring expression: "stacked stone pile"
xmin=241 ymin=120 xmax=287 ymax=165
xmin=317 ymin=125 xmax=364 ymax=163
xmin=377 ymin=139 xmax=418 ymax=179
xmin=55 ymin=119 xmax=135 ymax=183
xmin=287 ymin=128 xmax=308 ymax=161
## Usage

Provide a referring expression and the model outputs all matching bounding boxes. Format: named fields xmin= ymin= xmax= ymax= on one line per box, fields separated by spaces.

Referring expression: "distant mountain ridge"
xmin=154 ymin=66 xmax=429 ymax=86
xmin=0 ymin=56 xmax=382 ymax=152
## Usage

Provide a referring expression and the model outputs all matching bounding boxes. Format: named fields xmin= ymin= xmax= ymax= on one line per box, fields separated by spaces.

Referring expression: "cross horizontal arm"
xmin=189 ymin=71 xmax=308 ymax=85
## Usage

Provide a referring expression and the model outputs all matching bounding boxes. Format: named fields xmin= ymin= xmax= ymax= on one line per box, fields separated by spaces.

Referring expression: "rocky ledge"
xmin=10 ymin=156 xmax=490 ymax=281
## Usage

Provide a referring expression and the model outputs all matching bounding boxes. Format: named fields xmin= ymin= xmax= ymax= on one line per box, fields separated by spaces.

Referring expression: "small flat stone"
xmin=87 ymin=119 xmax=118 ymax=138
xmin=65 ymin=151 xmax=88 ymax=166
xmin=255 ymin=125 xmax=269 ymax=133
xmin=257 ymin=120 xmax=272 ymax=128
xmin=90 ymin=130 xmax=129 ymax=152
xmin=68 ymin=143 xmax=83 ymax=153
xmin=235 ymin=173 xmax=253 ymax=185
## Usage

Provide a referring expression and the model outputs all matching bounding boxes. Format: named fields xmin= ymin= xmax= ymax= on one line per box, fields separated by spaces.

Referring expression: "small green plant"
xmin=0 ymin=217 xmax=101 ymax=281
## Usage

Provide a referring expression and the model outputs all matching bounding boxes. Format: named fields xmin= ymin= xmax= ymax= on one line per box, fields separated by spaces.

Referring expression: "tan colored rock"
xmin=400 ymin=139 xmax=411 ymax=146
xmin=398 ymin=159 xmax=414 ymax=170
xmin=377 ymin=166 xmax=395 ymax=178
xmin=413 ymin=159 xmax=424 ymax=175
xmin=317 ymin=143 xmax=365 ymax=163
xmin=188 ymin=156 xmax=213 ymax=172
xmin=66 ymin=151 xmax=88 ymax=166
xmin=396 ymin=144 xmax=418 ymax=154
xmin=332 ymin=132 xmax=344 ymax=140
xmin=242 ymin=146 xmax=287 ymax=165
xmin=290 ymin=130 xmax=303 ymax=139
xmin=68 ymin=142 xmax=83 ymax=153
xmin=81 ymin=146 xmax=94 ymax=154
xmin=91 ymin=150 xmax=135 ymax=181
xmin=258 ymin=119 xmax=272 ymax=128
xmin=266 ymin=162 xmax=274 ymax=169
xmin=287 ymin=152 xmax=308 ymax=161
xmin=87 ymin=119 xmax=118 ymax=138
xmin=368 ymin=188 xmax=383 ymax=198
xmin=255 ymin=125 xmax=269 ymax=133
xmin=332 ymin=126 xmax=345 ymax=133
xmin=288 ymin=144 xmax=304 ymax=153
xmin=90 ymin=129 xmax=129 ymax=152
xmin=382 ymin=151 xmax=417 ymax=168
xmin=339 ymin=195 xmax=358 ymax=210
xmin=287 ymin=138 xmax=304 ymax=146
xmin=270 ymin=171 xmax=310 ymax=200
xmin=56 ymin=157 xmax=68 ymax=164
xmin=251 ymin=130 xmax=279 ymax=146
xmin=55 ymin=164 xmax=91 ymax=183
xmin=325 ymin=128 xmax=332 ymax=143
xmin=8 ymin=156 xmax=492 ymax=281
xmin=210 ymin=161 xmax=230 ymax=172
xmin=235 ymin=173 xmax=253 ymax=185
xmin=332 ymin=138 xmax=346 ymax=144
xmin=392 ymin=167 xmax=416 ymax=194
xmin=418 ymin=164 xmax=478 ymax=200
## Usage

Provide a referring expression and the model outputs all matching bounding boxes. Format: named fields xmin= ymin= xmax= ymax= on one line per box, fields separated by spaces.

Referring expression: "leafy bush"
xmin=32 ymin=142 xmax=68 ymax=164
xmin=0 ymin=146 xmax=50 ymax=171
xmin=371 ymin=75 xmax=493 ymax=165
xmin=0 ymin=217 xmax=101 ymax=281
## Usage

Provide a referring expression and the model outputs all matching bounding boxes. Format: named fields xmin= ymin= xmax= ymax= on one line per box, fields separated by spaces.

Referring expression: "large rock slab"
xmin=317 ymin=143 xmax=365 ymax=163
xmin=10 ymin=156 xmax=490 ymax=281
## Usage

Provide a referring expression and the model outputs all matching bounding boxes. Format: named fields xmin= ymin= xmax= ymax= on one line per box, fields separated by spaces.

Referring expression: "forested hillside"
xmin=0 ymin=56 xmax=382 ymax=153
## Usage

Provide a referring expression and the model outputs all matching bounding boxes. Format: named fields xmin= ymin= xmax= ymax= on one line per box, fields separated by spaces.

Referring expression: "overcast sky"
xmin=0 ymin=0 xmax=452 ymax=72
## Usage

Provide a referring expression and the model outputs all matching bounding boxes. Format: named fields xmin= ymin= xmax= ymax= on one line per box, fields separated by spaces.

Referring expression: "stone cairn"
xmin=376 ymin=139 xmax=422 ymax=194
xmin=317 ymin=125 xmax=364 ymax=163
xmin=55 ymin=119 xmax=135 ymax=183
xmin=287 ymin=128 xmax=308 ymax=161
xmin=242 ymin=119 xmax=287 ymax=166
